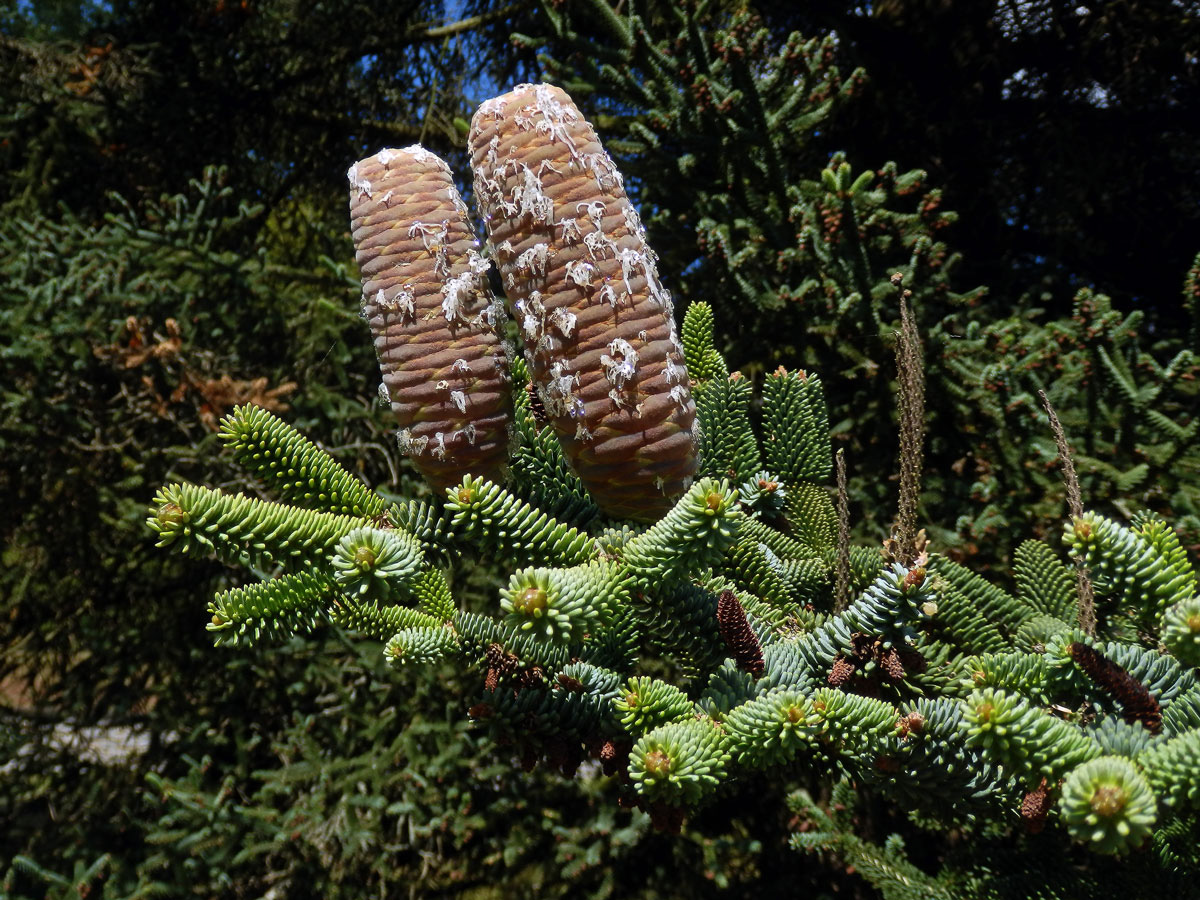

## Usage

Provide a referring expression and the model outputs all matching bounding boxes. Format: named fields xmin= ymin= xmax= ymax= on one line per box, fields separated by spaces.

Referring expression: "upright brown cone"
xmin=348 ymin=146 xmax=513 ymax=490
xmin=468 ymin=84 xmax=698 ymax=521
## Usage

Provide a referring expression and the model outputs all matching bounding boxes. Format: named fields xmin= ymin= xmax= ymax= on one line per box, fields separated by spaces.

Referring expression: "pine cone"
xmin=1067 ymin=642 xmax=1162 ymax=734
xmin=348 ymin=145 xmax=513 ymax=490
xmin=716 ymin=589 xmax=765 ymax=676
xmin=468 ymin=83 xmax=698 ymax=521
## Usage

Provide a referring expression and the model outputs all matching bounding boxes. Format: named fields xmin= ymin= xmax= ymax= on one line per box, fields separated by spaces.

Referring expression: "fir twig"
xmin=834 ymin=448 xmax=851 ymax=613
xmin=891 ymin=274 xmax=924 ymax=567
xmin=1038 ymin=390 xmax=1097 ymax=635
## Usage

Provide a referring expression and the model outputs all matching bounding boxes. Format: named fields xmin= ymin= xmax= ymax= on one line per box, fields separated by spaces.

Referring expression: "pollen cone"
xmin=348 ymin=145 xmax=513 ymax=490
xmin=468 ymin=83 xmax=699 ymax=521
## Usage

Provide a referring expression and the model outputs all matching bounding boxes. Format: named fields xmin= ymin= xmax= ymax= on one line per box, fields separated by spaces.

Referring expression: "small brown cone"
xmin=716 ymin=589 xmax=765 ymax=676
xmin=348 ymin=145 xmax=513 ymax=490
xmin=828 ymin=655 xmax=857 ymax=687
xmin=468 ymin=83 xmax=698 ymax=521
xmin=1067 ymin=642 xmax=1162 ymax=734
xmin=1021 ymin=778 xmax=1052 ymax=833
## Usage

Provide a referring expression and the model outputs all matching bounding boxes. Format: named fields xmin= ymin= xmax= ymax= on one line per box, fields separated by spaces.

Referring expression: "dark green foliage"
xmin=928 ymin=554 xmax=1034 ymax=637
xmin=635 ymin=581 xmax=727 ymax=675
xmin=789 ymin=787 xmax=957 ymax=900
xmin=943 ymin=288 xmax=1200 ymax=554
xmin=1014 ymin=539 xmax=1078 ymax=622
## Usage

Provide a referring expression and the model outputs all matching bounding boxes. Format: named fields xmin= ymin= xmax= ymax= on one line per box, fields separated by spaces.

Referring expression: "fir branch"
xmin=724 ymin=690 xmax=816 ymax=768
xmin=329 ymin=526 xmax=424 ymax=601
xmin=407 ymin=566 xmax=456 ymax=622
xmin=694 ymin=372 xmax=761 ymax=482
xmin=218 ymin=405 xmax=386 ymax=518
xmin=454 ymin=610 xmax=572 ymax=671
xmin=762 ymin=366 xmax=832 ymax=485
xmin=784 ymin=481 xmax=837 ymax=554
xmin=681 ymin=301 xmax=727 ymax=384
xmin=1066 ymin=511 xmax=1197 ymax=633
xmin=962 ymin=687 xmax=1101 ymax=787
xmin=1140 ymin=726 xmax=1200 ymax=812
xmin=1059 ymin=756 xmax=1158 ymax=854
xmin=327 ymin=597 xmax=441 ymax=641
xmin=629 ymin=718 xmax=730 ymax=807
xmin=1163 ymin=597 xmax=1200 ymax=668
xmin=208 ymin=572 xmax=334 ymax=647
xmin=621 ymin=478 xmax=742 ymax=592
xmin=508 ymin=357 xmax=600 ymax=525
xmin=1013 ymin=539 xmax=1078 ymax=623
xmin=614 ymin=676 xmax=694 ymax=736
xmin=384 ymin=626 xmax=459 ymax=666
xmin=445 ymin=475 xmax=595 ymax=567
xmin=499 ymin=561 xmax=630 ymax=645
xmin=148 ymin=482 xmax=365 ymax=571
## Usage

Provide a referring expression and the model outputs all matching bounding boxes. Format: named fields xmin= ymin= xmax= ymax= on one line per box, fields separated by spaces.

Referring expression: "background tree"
xmin=768 ymin=0 xmax=1200 ymax=328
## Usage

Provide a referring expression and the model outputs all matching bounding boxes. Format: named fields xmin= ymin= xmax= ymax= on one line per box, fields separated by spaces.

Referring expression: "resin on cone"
xmin=468 ymin=83 xmax=698 ymax=521
xmin=348 ymin=146 xmax=513 ymax=490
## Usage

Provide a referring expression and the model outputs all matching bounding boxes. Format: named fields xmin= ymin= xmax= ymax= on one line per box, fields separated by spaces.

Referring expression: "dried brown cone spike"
xmin=484 ymin=642 xmax=519 ymax=692
xmin=348 ymin=145 xmax=513 ymax=490
xmin=828 ymin=655 xmax=857 ymax=687
xmin=1067 ymin=642 xmax=1162 ymax=734
xmin=468 ymin=84 xmax=698 ymax=521
xmin=716 ymin=589 xmax=765 ymax=676
xmin=1021 ymin=777 xmax=1052 ymax=833
xmin=878 ymin=646 xmax=906 ymax=682
xmin=598 ymin=739 xmax=633 ymax=778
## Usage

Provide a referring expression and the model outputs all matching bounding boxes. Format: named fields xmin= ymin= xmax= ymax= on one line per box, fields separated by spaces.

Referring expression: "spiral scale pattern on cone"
xmin=468 ymin=83 xmax=698 ymax=522
xmin=348 ymin=146 xmax=513 ymax=490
